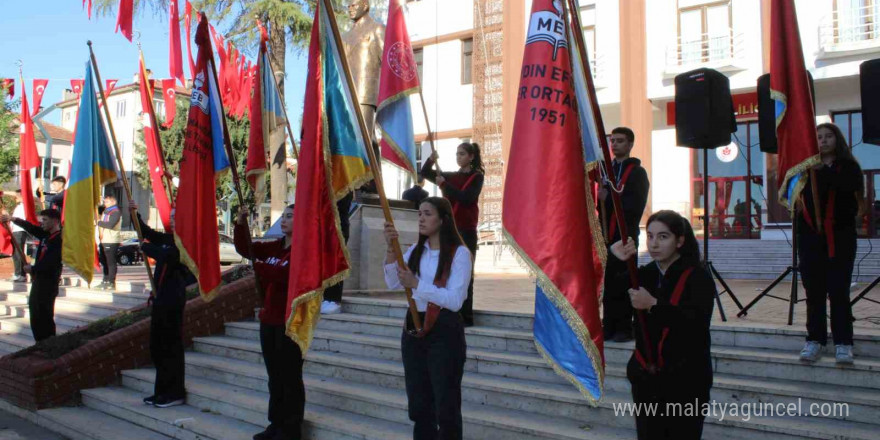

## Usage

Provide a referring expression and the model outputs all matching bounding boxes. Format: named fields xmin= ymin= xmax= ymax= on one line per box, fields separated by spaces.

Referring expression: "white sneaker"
xmin=799 ymin=341 xmax=822 ymax=362
xmin=320 ymin=300 xmax=342 ymax=315
xmin=835 ymin=345 xmax=854 ymax=364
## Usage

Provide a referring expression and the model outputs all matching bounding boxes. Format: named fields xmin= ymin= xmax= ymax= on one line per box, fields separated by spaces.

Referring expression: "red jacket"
xmin=234 ymin=223 xmax=291 ymax=325
xmin=421 ymin=157 xmax=484 ymax=232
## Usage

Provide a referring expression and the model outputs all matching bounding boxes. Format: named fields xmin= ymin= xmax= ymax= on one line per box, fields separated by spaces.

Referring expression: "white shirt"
xmin=11 ymin=203 xmax=25 ymax=233
xmin=384 ymin=243 xmax=472 ymax=312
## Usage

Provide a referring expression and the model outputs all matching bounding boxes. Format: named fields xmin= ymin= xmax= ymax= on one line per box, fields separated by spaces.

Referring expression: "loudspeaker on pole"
xmin=861 ymin=59 xmax=880 ymax=145
xmin=674 ymin=68 xmax=736 ymax=149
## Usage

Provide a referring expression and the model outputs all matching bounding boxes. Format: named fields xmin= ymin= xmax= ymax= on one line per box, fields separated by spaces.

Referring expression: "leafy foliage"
xmin=0 ymin=89 xmax=22 ymax=186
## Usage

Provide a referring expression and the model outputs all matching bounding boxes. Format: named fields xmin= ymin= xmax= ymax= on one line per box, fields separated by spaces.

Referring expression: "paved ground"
xmin=0 ymin=409 xmax=67 ymax=440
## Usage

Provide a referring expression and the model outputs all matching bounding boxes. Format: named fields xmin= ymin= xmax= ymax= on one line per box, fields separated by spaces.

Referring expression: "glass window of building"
xmin=116 ymin=100 xmax=127 ymax=118
xmin=833 ymin=110 xmax=880 ymax=237
xmin=461 ymin=38 xmax=473 ymax=85
xmin=413 ymin=48 xmax=424 ymax=83
xmin=677 ymin=0 xmax=732 ymax=65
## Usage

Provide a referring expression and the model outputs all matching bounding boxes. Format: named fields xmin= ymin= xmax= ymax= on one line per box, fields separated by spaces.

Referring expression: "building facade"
xmin=399 ymin=0 xmax=880 ymax=239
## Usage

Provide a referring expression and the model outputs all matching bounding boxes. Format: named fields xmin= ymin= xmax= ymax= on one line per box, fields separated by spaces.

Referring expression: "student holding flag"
xmin=383 ymin=197 xmax=471 ymax=440
xmin=421 ymin=144 xmax=484 ymax=327
xmin=610 ymin=210 xmax=715 ymax=440
xmin=797 ymin=123 xmax=862 ymax=364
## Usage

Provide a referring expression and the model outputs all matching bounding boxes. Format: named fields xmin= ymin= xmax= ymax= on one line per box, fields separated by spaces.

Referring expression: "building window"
xmin=413 ymin=48 xmax=424 ymax=83
xmin=64 ymin=112 xmax=72 ymax=122
xmin=834 ymin=0 xmax=880 ymax=44
xmin=580 ymin=4 xmax=598 ymax=76
xmin=677 ymin=0 xmax=732 ymax=65
xmin=461 ymin=38 xmax=473 ymax=85
xmin=116 ymin=100 xmax=127 ymax=118
xmin=154 ymin=100 xmax=166 ymax=120
xmin=42 ymin=158 xmax=61 ymax=180
xmin=832 ymin=110 xmax=880 ymax=236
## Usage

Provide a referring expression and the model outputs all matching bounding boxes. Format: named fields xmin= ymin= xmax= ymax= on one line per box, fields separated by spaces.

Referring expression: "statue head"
xmin=348 ymin=0 xmax=371 ymax=21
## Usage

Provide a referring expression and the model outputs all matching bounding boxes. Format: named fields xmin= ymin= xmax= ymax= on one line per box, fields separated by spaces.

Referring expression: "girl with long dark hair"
xmin=610 ymin=210 xmax=715 ymax=440
xmin=421 ymin=142 xmax=484 ymax=326
xmin=383 ymin=197 xmax=472 ymax=440
xmin=797 ymin=123 xmax=864 ymax=364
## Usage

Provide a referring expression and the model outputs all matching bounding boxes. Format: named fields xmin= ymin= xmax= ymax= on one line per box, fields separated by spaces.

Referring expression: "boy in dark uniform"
xmin=599 ymin=127 xmax=650 ymax=342
xmin=1 ymin=209 xmax=63 ymax=342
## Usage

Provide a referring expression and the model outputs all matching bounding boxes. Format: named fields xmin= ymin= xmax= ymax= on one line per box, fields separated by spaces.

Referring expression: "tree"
xmin=0 ymin=89 xmax=22 ymax=186
xmin=133 ymin=99 xmax=262 ymax=214
xmin=94 ymin=0 xmax=321 ymax=220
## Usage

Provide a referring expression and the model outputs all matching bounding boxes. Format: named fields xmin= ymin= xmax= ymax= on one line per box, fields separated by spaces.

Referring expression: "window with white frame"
xmin=677 ymin=0 xmax=732 ymax=65
xmin=835 ymin=0 xmax=880 ymax=44
xmin=116 ymin=100 xmax=127 ymax=118
xmin=580 ymin=3 xmax=598 ymax=76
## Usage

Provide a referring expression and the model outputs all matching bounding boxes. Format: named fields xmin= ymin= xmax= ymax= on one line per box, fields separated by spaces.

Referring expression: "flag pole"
xmin=137 ymin=47 xmax=176 ymax=210
xmin=563 ymin=0 xmax=656 ymax=372
xmin=322 ymin=0 xmax=423 ymax=331
xmin=204 ymin=39 xmax=265 ymax=302
xmin=416 ymin=91 xmax=442 ymax=174
xmin=87 ymin=41 xmax=158 ymax=295
xmin=17 ymin=64 xmax=45 ymax=207
xmin=260 ymin=34 xmax=300 ymax=162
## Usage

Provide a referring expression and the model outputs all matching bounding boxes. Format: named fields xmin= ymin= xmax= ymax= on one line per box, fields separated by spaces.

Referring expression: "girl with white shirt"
xmin=383 ymin=196 xmax=471 ymax=440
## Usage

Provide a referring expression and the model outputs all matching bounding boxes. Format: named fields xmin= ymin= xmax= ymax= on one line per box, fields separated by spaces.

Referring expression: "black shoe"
xmin=94 ymin=281 xmax=107 ymax=290
xmin=254 ymin=425 xmax=279 ymax=440
xmin=612 ymin=331 xmax=633 ymax=343
xmin=154 ymin=394 xmax=185 ymax=408
xmin=102 ymin=282 xmax=116 ymax=291
xmin=143 ymin=395 xmax=157 ymax=405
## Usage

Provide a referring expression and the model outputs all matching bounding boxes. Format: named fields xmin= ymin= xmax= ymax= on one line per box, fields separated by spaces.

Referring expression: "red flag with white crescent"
xmin=138 ymin=57 xmax=173 ymax=230
xmin=105 ymin=79 xmax=118 ymax=96
xmin=32 ymin=79 xmax=49 ymax=114
xmin=161 ymin=79 xmax=178 ymax=128
xmin=19 ymin=80 xmax=40 ymax=225
xmin=70 ymin=79 xmax=85 ymax=98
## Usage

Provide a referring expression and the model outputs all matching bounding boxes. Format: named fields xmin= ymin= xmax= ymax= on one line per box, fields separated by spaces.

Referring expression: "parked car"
xmin=115 ymin=235 xmax=243 ymax=266
xmin=219 ymin=234 xmax=245 ymax=265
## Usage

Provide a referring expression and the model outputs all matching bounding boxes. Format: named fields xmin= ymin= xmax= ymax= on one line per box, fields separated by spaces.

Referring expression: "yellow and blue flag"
xmin=319 ymin=3 xmax=372 ymax=199
xmin=62 ymin=62 xmax=119 ymax=284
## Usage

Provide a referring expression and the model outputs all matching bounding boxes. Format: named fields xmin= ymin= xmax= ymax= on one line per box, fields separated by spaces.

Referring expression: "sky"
xmin=0 ymin=1 xmax=308 ymax=133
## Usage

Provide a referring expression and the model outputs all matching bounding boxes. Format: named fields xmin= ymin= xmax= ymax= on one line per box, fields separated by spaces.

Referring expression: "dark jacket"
xmin=402 ymin=185 xmax=429 ymax=209
xmin=421 ymin=157 xmax=484 ymax=231
xmin=234 ymin=223 xmax=291 ymax=326
xmin=797 ymin=160 xmax=863 ymax=235
xmin=13 ymin=219 xmax=62 ymax=282
xmin=626 ymin=258 xmax=715 ymax=382
xmin=600 ymin=157 xmax=649 ymax=245
xmin=137 ymin=215 xmax=196 ymax=297
xmin=40 ymin=190 xmax=65 ymax=212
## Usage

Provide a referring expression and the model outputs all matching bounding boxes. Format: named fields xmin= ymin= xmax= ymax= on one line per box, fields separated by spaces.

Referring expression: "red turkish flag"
xmin=115 ymin=0 xmax=134 ymax=41
xmin=184 ymin=0 xmax=196 ymax=80
xmin=31 ymin=79 xmax=49 ymax=114
xmin=169 ymin=0 xmax=185 ymax=86
xmin=19 ymin=81 xmax=40 ymax=225
xmin=105 ymin=79 xmax=118 ymax=96
xmin=161 ymin=79 xmax=177 ymax=128
xmin=138 ymin=58 xmax=173 ymax=231
xmin=70 ymin=79 xmax=85 ymax=97
xmin=1 ymin=79 xmax=13 ymax=98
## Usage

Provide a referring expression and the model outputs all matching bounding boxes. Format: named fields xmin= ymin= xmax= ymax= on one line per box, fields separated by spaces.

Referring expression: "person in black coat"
xmin=131 ymin=204 xmax=196 ymax=409
xmin=611 ymin=210 xmax=715 ymax=440
xmin=402 ymin=175 xmax=429 ymax=209
xmin=37 ymin=176 xmax=67 ymax=212
xmin=600 ymin=127 xmax=650 ymax=342
xmin=1 ymin=209 xmax=63 ymax=342
xmin=797 ymin=123 xmax=863 ymax=365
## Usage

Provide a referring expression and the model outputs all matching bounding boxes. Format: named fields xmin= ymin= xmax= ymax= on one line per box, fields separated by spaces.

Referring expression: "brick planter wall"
xmin=0 ymin=276 xmax=259 ymax=410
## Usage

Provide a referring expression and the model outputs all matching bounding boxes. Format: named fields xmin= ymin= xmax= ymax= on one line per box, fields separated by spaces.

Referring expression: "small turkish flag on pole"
xmin=161 ymin=79 xmax=177 ymax=128
xmin=31 ymin=79 xmax=49 ymax=113
xmin=115 ymin=0 xmax=134 ymax=41
xmin=70 ymin=79 xmax=85 ymax=97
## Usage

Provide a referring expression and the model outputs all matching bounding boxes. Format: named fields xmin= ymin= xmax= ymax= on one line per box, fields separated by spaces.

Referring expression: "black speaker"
xmin=861 ymin=59 xmax=880 ymax=145
xmin=674 ymin=68 xmax=736 ymax=149
xmin=757 ymin=71 xmax=815 ymax=153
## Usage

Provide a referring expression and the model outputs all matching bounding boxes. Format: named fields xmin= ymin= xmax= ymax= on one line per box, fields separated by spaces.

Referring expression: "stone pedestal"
xmin=347 ymin=201 xmax=418 ymax=290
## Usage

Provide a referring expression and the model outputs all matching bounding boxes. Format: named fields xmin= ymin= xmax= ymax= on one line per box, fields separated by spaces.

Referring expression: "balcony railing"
xmin=819 ymin=4 xmax=880 ymax=53
xmin=665 ymin=29 xmax=746 ymax=72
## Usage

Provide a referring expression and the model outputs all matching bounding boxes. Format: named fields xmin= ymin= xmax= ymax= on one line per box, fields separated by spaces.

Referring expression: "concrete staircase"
xmin=0 ymin=277 xmax=149 ymax=356
xmin=478 ymin=240 xmax=880 ymax=282
xmin=32 ymin=296 xmax=880 ymax=440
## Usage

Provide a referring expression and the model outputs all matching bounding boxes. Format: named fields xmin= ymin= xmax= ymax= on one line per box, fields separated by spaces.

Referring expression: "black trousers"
xmin=12 ymin=231 xmax=28 ymax=277
xmin=150 ymin=284 xmax=187 ymax=399
xmin=628 ymin=361 xmax=711 ymax=440
xmin=325 ymin=193 xmax=353 ymax=303
xmin=603 ymin=249 xmax=634 ymax=337
xmin=401 ymin=310 xmax=467 ymax=440
xmin=29 ymin=280 xmax=58 ymax=342
xmin=799 ymin=230 xmax=856 ymax=346
xmin=260 ymin=323 xmax=305 ymax=439
xmin=458 ymin=230 xmax=478 ymax=325
xmin=99 ymin=243 xmax=120 ymax=283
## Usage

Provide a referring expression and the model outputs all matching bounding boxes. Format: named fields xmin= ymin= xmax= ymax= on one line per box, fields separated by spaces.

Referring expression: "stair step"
xmin=340 ymin=297 xmax=534 ymax=330
xmin=121 ymin=368 xmax=413 ymax=440
xmin=0 ymin=316 xmax=74 ymax=337
xmin=38 ymin=406 xmax=172 ymax=440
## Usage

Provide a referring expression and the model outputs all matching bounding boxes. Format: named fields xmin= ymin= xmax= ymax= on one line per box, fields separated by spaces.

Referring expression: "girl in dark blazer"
xmin=421 ymin=142 xmax=484 ymax=326
xmin=610 ymin=210 xmax=715 ymax=440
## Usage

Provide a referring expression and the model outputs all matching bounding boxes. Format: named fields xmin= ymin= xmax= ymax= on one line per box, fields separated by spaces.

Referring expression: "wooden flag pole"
xmin=563 ymin=0 xmax=657 ymax=373
xmin=322 ymin=0 xmax=423 ymax=331
xmin=88 ymin=41 xmax=158 ymax=295
xmin=203 ymin=36 xmax=265 ymax=302
xmin=416 ymin=91 xmax=442 ymax=174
